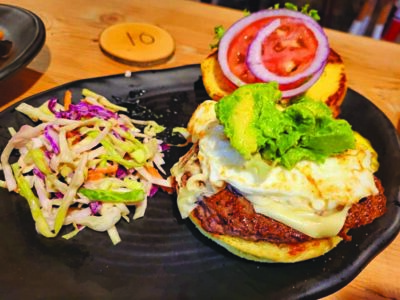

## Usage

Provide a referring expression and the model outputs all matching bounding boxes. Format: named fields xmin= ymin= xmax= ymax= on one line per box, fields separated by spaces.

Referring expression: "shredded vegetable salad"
xmin=0 ymin=89 xmax=172 ymax=244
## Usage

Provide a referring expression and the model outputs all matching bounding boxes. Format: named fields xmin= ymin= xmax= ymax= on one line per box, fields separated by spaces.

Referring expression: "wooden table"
xmin=1 ymin=0 xmax=400 ymax=298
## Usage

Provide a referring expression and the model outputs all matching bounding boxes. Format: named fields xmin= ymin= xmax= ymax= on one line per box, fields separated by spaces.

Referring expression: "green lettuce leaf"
xmin=79 ymin=188 xmax=145 ymax=203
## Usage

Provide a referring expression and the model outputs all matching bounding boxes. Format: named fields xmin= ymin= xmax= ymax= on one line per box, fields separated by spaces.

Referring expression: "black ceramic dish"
xmin=0 ymin=65 xmax=399 ymax=299
xmin=0 ymin=4 xmax=45 ymax=80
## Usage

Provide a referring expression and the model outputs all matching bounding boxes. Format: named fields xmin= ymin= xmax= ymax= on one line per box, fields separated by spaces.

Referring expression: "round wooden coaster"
xmin=99 ymin=23 xmax=175 ymax=66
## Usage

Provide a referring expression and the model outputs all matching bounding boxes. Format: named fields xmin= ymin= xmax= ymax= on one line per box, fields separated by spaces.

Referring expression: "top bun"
xmin=201 ymin=48 xmax=347 ymax=117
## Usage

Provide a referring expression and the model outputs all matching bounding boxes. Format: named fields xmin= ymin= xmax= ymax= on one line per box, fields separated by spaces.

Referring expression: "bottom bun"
xmin=189 ymin=212 xmax=343 ymax=263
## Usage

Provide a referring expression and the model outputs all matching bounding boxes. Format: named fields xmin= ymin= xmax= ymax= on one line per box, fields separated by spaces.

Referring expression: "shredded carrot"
xmin=87 ymin=172 xmax=104 ymax=181
xmin=144 ymin=165 xmax=163 ymax=179
xmin=87 ymin=164 xmax=118 ymax=181
xmin=0 ymin=31 xmax=4 ymax=40
xmin=66 ymin=130 xmax=79 ymax=139
xmin=66 ymin=130 xmax=83 ymax=145
xmin=99 ymin=164 xmax=118 ymax=174
xmin=64 ymin=90 xmax=72 ymax=110
xmin=145 ymin=165 xmax=174 ymax=193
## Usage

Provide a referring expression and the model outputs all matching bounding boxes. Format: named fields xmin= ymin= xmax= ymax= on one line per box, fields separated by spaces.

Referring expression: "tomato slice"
xmin=227 ymin=17 xmax=318 ymax=84
xmin=261 ymin=19 xmax=318 ymax=77
xmin=217 ymin=9 xmax=329 ymax=98
xmin=227 ymin=18 xmax=276 ymax=84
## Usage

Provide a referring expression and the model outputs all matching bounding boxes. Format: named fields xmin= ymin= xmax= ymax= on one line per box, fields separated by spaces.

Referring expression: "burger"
xmin=170 ymin=5 xmax=387 ymax=263
xmin=170 ymin=83 xmax=387 ymax=263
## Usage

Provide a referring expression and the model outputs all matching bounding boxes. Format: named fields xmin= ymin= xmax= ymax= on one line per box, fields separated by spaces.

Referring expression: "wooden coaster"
xmin=99 ymin=23 xmax=175 ymax=66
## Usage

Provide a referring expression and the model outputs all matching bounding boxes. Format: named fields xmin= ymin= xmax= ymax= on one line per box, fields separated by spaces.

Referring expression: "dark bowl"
xmin=0 ymin=4 xmax=45 ymax=80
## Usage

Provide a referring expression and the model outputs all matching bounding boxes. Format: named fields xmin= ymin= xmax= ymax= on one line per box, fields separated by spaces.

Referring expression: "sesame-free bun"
xmin=189 ymin=211 xmax=343 ymax=263
xmin=200 ymin=50 xmax=236 ymax=100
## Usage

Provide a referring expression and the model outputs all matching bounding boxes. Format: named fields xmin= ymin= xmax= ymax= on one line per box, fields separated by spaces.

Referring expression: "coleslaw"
xmin=0 ymin=88 xmax=172 ymax=244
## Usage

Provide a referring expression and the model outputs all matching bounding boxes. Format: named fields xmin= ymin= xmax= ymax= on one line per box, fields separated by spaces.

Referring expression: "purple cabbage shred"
xmin=148 ymin=185 xmax=158 ymax=197
xmin=56 ymin=102 xmax=118 ymax=120
xmin=89 ymin=201 xmax=102 ymax=215
xmin=48 ymin=98 xmax=58 ymax=114
xmin=112 ymin=129 xmax=123 ymax=140
xmin=33 ymin=167 xmax=45 ymax=180
xmin=160 ymin=143 xmax=170 ymax=152
xmin=54 ymin=192 xmax=64 ymax=199
xmin=44 ymin=125 xmax=60 ymax=154
xmin=116 ymin=166 xmax=128 ymax=179
xmin=120 ymin=124 xmax=129 ymax=131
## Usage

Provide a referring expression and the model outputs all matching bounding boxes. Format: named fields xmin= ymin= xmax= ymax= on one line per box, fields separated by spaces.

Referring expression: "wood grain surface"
xmin=1 ymin=0 xmax=399 ymax=299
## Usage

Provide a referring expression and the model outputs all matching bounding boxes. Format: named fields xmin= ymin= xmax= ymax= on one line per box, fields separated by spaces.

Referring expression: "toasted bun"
xmin=200 ymin=50 xmax=236 ymax=100
xmin=200 ymin=49 xmax=347 ymax=117
xmin=304 ymin=49 xmax=347 ymax=117
xmin=189 ymin=211 xmax=342 ymax=263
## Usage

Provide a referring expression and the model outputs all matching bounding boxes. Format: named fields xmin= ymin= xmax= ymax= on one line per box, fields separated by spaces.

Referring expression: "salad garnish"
xmin=0 ymin=89 xmax=171 ymax=244
xmin=273 ymin=3 xmax=320 ymax=21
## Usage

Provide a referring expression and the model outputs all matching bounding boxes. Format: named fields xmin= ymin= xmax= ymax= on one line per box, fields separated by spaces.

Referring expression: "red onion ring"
xmin=218 ymin=9 xmax=329 ymax=95
xmin=247 ymin=18 xmax=329 ymax=84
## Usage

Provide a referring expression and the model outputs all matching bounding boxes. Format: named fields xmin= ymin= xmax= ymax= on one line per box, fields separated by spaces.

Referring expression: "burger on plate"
xmin=171 ymin=83 xmax=386 ymax=263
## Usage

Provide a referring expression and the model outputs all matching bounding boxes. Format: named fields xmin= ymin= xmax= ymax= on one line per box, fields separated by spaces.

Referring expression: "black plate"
xmin=0 ymin=4 xmax=45 ymax=80
xmin=0 ymin=65 xmax=399 ymax=300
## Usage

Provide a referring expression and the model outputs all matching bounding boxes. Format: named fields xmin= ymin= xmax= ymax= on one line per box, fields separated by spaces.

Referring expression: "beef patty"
xmin=192 ymin=177 xmax=386 ymax=244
